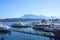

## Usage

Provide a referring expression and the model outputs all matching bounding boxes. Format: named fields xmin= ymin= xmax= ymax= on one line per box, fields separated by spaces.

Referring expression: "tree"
xmin=41 ymin=19 xmax=47 ymax=23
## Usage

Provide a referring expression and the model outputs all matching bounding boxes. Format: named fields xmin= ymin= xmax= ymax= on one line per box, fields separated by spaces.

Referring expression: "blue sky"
xmin=0 ymin=0 xmax=60 ymax=18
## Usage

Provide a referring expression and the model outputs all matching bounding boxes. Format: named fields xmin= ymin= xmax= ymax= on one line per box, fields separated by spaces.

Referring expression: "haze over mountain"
xmin=0 ymin=14 xmax=58 ymax=22
xmin=21 ymin=14 xmax=57 ymax=19
xmin=0 ymin=14 xmax=58 ymax=19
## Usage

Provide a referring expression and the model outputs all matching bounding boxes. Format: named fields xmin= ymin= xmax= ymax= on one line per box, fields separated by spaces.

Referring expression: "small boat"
xmin=44 ymin=23 xmax=60 ymax=32
xmin=32 ymin=22 xmax=50 ymax=30
xmin=44 ymin=27 xmax=56 ymax=32
xmin=32 ymin=21 xmax=60 ymax=31
xmin=0 ymin=23 xmax=11 ymax=32
xmin=11 ymin=22 xmax=31 ymax=28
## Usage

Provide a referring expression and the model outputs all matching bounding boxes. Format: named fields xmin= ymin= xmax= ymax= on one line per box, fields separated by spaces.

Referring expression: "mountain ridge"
xmin=21 ymin=14 xmax=57 ymax=19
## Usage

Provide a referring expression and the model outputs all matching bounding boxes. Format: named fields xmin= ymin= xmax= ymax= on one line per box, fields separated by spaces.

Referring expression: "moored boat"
xmin=44 ymin=23 xmax=60 ymax=32
xmin=32 ymin=22 xmax=50 ymax=30
xmin=0 ymin=23 xmax=11 ymax=32
xmin=11 ymin=22 xmax=32 ymax=28
xmin=32 ymin=21 xmax=60 ymax=31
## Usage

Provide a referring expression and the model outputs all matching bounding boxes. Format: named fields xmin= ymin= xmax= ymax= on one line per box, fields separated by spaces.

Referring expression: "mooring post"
xmin=53 ymin=30 xmax=60 ymax=40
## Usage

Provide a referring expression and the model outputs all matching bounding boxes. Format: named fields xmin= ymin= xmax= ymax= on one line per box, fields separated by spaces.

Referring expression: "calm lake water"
xmin=0 ymin=22 xmax=54 ymax=40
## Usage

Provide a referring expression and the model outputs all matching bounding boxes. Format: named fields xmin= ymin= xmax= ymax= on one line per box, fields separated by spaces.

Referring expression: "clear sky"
xmin=0 ymin=0 xmax=60 ymax=18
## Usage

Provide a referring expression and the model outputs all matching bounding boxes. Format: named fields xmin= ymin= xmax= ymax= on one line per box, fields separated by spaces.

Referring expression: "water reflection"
xmin=0 ymin=31 xmax=11 ymax=36
xmin=0 ymin=31 xmax=11 ymax=40
xmin=1 ymin=38 xmax=5 ymax=40
xmin=0 ymin=22 xmax=56 ymax=40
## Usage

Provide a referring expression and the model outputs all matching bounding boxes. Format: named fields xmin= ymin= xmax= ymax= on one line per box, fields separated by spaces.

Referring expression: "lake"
xmin=0 ymin=22 xmax=54 ymax=40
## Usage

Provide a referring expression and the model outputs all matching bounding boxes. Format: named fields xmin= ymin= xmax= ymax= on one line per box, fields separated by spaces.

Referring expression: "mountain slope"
xmin=21 ymin=14 xmax=49 ymax=19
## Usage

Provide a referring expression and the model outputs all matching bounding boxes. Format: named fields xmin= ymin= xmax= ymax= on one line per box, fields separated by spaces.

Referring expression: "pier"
xmin=11 ymin=28 xmax=60 ymax=40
